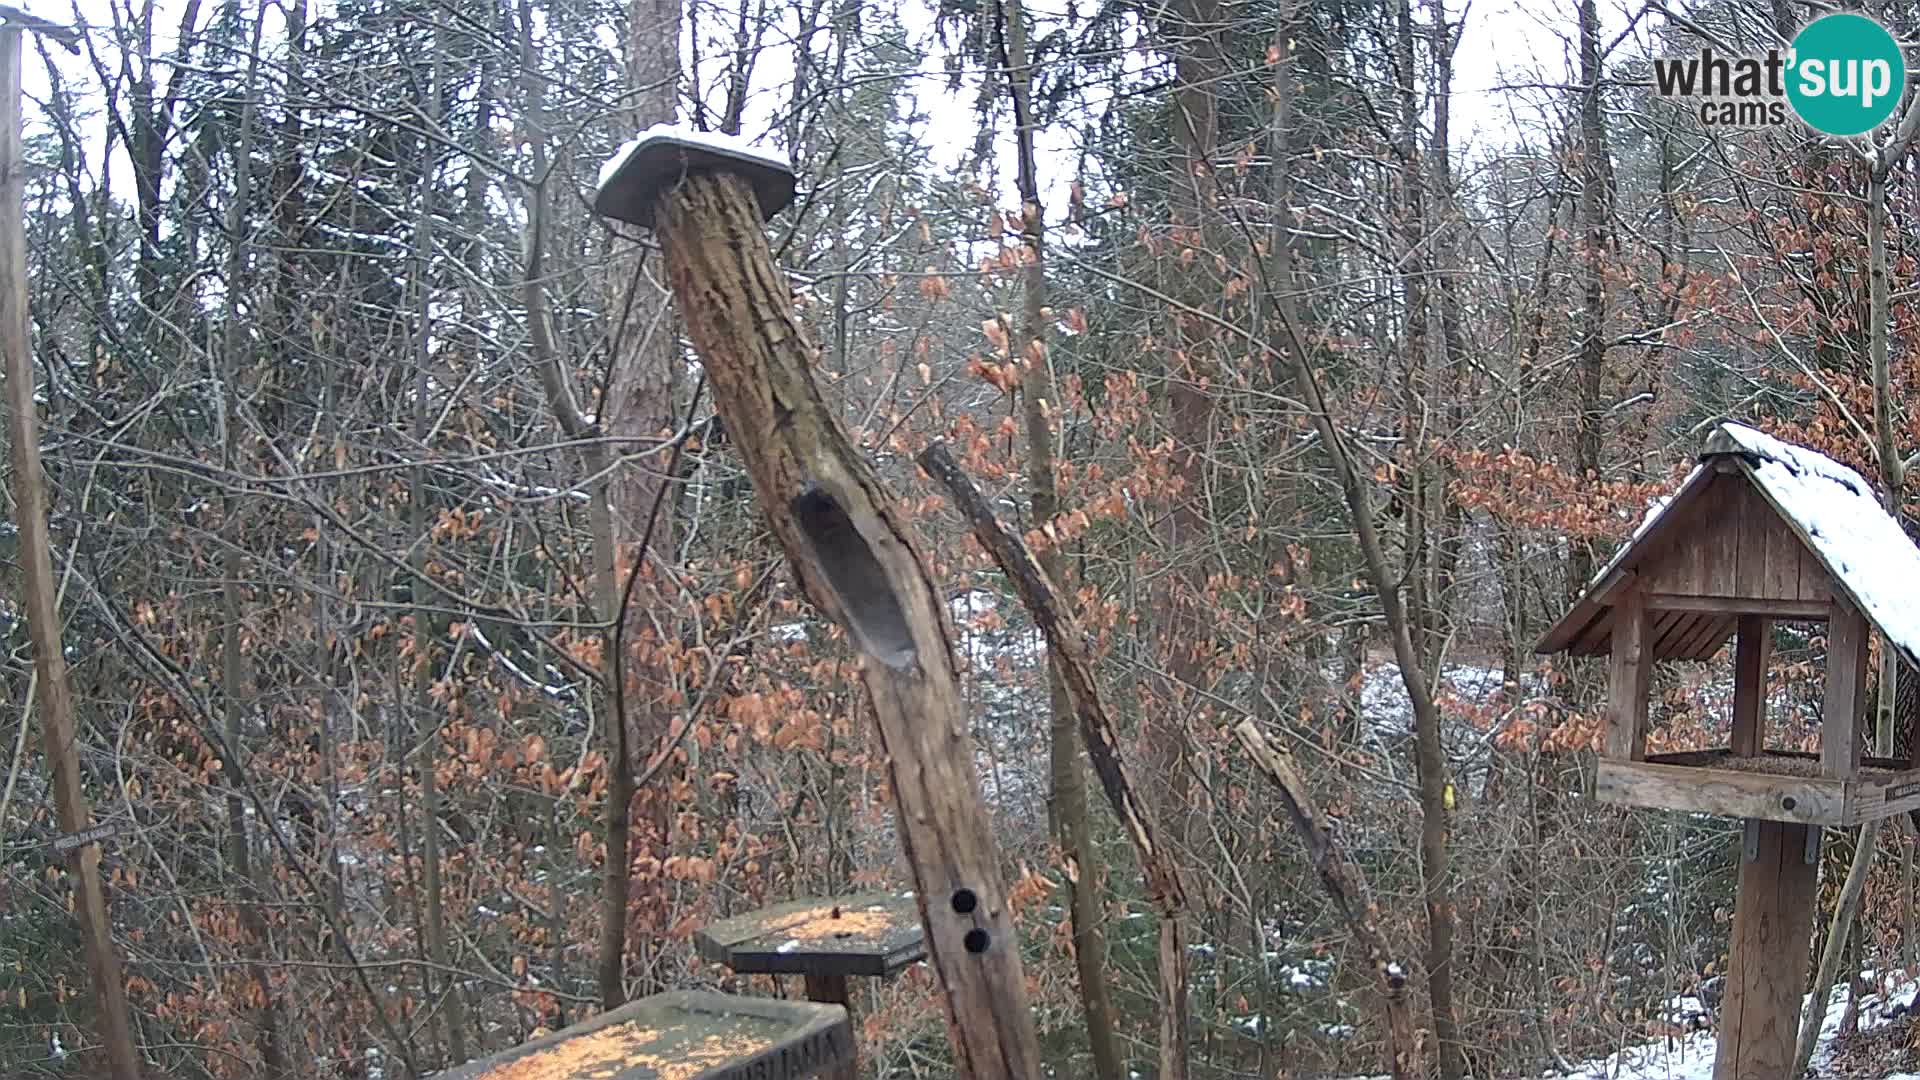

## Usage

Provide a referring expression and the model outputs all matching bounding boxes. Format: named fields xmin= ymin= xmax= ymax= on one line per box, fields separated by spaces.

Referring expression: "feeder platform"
xmin=433 ymin=990 xmax=850 ymax=1080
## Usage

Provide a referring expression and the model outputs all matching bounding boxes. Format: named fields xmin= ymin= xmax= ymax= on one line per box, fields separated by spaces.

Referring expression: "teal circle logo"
xmin=1787 ymin=13 xmax=1906 ymax=136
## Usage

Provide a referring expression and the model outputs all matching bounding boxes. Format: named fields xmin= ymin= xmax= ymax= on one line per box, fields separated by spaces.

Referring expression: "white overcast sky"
xmin=14 ymin=0 xmax=1641 ymax=237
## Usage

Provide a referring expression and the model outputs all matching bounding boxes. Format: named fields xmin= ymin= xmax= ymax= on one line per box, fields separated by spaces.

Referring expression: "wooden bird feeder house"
xmin=1538 ymin=421 xmax=1920 ymax=1078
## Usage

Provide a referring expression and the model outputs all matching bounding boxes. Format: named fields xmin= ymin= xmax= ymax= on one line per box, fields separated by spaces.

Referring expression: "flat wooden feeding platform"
xmin=693 ymin=891 xmax=925 ymax=979
xmin=1596 ymin=749 xmax=1920 ymax=826
xmin=434 ymin=990 xmax=851 ymax=1080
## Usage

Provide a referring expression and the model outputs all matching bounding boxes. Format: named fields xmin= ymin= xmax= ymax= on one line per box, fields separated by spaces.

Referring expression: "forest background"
xmin=0 ymin=0 xmax=1908 ymax=1075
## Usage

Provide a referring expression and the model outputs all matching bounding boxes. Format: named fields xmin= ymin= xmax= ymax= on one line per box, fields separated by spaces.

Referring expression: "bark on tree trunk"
xmin=605 ymin=0 xmax=684 ymax=999
xmin=648 ymin=169 xmax=1044 ymax=1076
xmin=0 ymin=25 xmax=144 ymax=1080
xmin=1153 ymin=6 xmax=1223 ymax=1069
xmin=997 ymin=1 xmax=1123 ymax=1075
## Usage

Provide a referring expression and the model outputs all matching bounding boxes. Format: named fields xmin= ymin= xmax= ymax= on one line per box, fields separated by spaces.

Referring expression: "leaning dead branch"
xmin=918 ymin=441 xmax=1190 ymax=1077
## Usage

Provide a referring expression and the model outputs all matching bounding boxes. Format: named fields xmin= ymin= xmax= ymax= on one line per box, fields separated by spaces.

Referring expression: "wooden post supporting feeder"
xmin=1538 ymin=421 xmax=1920 ymax=1079
xmin=593 ymin=128 xmax=1044 ymax=1075
xmin=433 ymin=990 xmax=851 ymax=1080
xmin=694 ymin=891 xmax=926 ymax=1080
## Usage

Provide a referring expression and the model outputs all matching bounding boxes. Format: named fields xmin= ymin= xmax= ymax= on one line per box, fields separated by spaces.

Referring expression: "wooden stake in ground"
xmin=918 ymin=442 xmax=1191 ymax=1080
xmin=0 ymin=23 xmax=143 ymax=1080
xmin=594 ymin=131 xmax=1043 ymax=1077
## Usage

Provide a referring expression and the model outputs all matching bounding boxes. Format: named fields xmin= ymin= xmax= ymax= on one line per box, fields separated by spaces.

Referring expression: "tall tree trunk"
xmin=1427 ymin=0 xmax=1468 ymax=666
xmin=1152 ymin=0 xmax=1227 ymax=1072
xmin=0 ymin=26 xmax=144 ymax=1080
xmin=1389 ymin=1 xmax=1464 ymax=1072
xmin=1871 ymin=160 xmax=1904 ymax=757
xmin=602 ymin=0 xmax=686 ymax=1002
xmin=218 ymin=13 xmax=285 ymax=1073
xmin=1265 ymin=281 xmax=1465 ymax=1080
xmin=517 ymin=0 xmax=637 ymax=1009
xmin=999 ymin=1 xmax=1122 ymax=1076
xmin=1569 ymin=0 xmax=1610 ymax=598
xmin=413 ymin=28 xmax=469 ymax=1065
xmin=1392 ymin=0 xmax=1433 ymax=664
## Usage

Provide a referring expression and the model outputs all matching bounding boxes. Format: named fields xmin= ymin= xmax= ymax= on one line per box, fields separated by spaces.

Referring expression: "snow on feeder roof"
xmin=593 ymin=123 xmax=796 ymax=229
xmin=1537 ymin=421 xmax=1920 ymax=674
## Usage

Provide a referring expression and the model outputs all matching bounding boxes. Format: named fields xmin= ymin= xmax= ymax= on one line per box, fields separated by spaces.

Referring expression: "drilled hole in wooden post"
xmin=963 ymin=929 xmax=990 ymax=954
xmin=790 ymin=484 xmax=916 ymax=671
xmin=950 ymin=888 xmax=977 ymax=915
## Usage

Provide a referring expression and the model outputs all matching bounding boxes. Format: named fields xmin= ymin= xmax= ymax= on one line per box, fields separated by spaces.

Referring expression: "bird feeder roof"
xmin=592 ymin=124 xmax=796 ymax=229
xmin=1537 ymin=422 xmax=1920 ymax=671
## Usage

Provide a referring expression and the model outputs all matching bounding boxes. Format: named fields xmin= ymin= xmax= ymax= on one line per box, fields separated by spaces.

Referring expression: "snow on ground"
xmin=1357 ymin=661 xmax=1513 ymax=791
xmin=1344 ymin=971 xmax=1920 ymax=1080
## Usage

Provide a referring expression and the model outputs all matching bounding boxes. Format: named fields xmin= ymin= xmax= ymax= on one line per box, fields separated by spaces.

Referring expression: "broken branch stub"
xmin=1233 ymin=719 xmax=1419 ymax=1078
xmin=595 ymin=137 xmax=1043 ymax=1077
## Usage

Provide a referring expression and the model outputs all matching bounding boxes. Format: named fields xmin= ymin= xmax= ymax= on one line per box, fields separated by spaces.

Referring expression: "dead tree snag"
xmin=594 ymin=131 xmax=1043 ymax=1077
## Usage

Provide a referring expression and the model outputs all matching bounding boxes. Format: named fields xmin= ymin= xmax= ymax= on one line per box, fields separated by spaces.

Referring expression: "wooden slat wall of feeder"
xmin=1538 ymin=422 xmax=1920 ymax=1079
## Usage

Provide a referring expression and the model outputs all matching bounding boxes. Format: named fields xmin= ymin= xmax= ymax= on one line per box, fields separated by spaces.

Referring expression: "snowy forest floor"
xmin=1339 ymin=972 xmax=1920 ymax=1079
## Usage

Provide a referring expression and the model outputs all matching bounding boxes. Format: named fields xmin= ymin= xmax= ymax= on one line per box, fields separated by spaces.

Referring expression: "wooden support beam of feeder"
xmin=1714 ymin=821 xmax=1819 ymax=1079
xmin=1731 ymin=615 xmax=1771 ymax=758
xmin=436 ymin=990 xmax=851 ymax=1080
xmin=593 ymin=133 xmax=1043 ymax=1077
xmin=1823 ymin=598 xmax=1869 ymax=780
xmin=919 ymin=442 xmax=1193 ymax=1080
xmin=1606 ymin=587 xmax=1653 ymax=761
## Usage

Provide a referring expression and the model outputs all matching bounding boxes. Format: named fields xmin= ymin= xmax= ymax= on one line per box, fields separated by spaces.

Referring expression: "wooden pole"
xmin=1605 ymin=588 xmax=1651 ymax=761
xmin=800 ymin=973 xmax=855 ymax=1080
xmin=1714 ymin=820 xmax=1817 ymax=1079
xmin=1821 ymin=600 xmax=1869 ymax=779
xmin=628 ymin=163 xmax=1042 ymax=1076
xmin=1729 ymin=615 xmax=1769 ymax=758
xmin=0 ymin=26 xmax=143 ymax=1080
